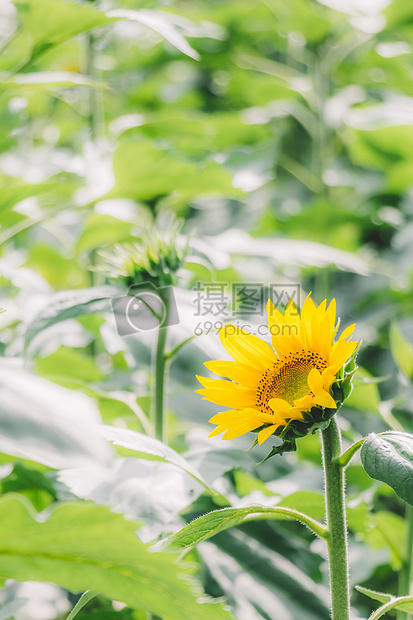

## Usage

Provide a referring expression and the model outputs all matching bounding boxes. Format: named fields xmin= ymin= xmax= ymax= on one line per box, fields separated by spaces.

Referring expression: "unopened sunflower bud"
xmin=98 ymin=220 xmax=187 ymax=289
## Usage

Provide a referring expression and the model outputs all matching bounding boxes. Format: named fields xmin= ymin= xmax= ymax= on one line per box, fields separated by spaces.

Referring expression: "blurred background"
xmin=1 ymin=0 xmax=413 ymax=618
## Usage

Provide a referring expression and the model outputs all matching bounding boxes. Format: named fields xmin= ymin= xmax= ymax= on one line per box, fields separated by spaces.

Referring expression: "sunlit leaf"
xmin=166 ymin=504 xmax=327 ymax=549
xmin=1 ymin=71 xmax=107 ymax=91
xmin=106 ymin=140 xmax=241 ymax=204
xmin=0 ymin=494 xmax=233 ymax=620
xmin=102 ymin=425 xmax=213 ymax=493
xmin=76 ymin=213 xmax=134 ymax=254
xmin=15 ymin=0 xmax=111 ymax=62
xmin=108 ymin=9 xmax=200 ymax=60
xmin=0 ymin=362 xmax=111 ymax=469
xmin=25 ymin=286 xmax=120 ymax=349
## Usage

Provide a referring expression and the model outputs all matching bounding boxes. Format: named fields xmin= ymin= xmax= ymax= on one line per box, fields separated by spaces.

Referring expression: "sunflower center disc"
xmin=256 ymin=350 xmax=328 ymax=413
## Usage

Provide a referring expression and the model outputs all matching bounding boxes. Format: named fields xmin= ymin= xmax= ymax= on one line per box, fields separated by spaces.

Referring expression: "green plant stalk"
xmin=321 ymin=416 xmax=351 ymax=620
xmin=84 ymin=27 xmax=103 ymax=358
xmin=397 ymin=504 xmax=413 ymax=620
xmin=152 ymin=292 xmax=170 ymax=442
xmin=150 ymin=293 xmax=170 ymax=620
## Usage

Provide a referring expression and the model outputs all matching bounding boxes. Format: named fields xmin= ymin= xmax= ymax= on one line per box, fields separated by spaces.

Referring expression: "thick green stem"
xmin=321 ymin=416 xmax=351 ymax=620
xmin=397 ymin=504 xmax=413 ymax=620
xmin=150 ymin=294 xmax=170 ymax=620
xmin=151 ymin=293 xmax=170 ymax=442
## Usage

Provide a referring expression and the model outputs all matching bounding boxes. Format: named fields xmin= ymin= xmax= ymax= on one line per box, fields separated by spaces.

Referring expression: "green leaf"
xmin=355 ymin=586 xmax=393 ymax=605
xmin=35 ymin=346 xmax=104 ymax=383
xmin=66 ymin=591 xmax=97 ymax=620
xmin=335 ymin=438 xmax=365 ymax=467
xmin=76 ymin=214 xmax=134 ymax=254
xmin=25 ymin=286 xmax=119 ymax=349
xmin=0 ymin=175 xmax=68 ymax=215
xmin=356 ymin=588 xmax=413 ymax=619
xmin=0 ymin=494 xmax=233 ymax=620
xmin=360 ymin=431 xmax=413 ymax=505
xmin=0 ymin=362 xmax=111 ymax=469
xmin=106 ymin=140 xmax=241 ymax=204
xmin=108 ymin=10 xmax=200 ymax=60
xmin=389 ymin=323 xmax=413 ymax=380
xmin=165 ymin=504 xmax=328 ymax=549
xmin=15 ymin=0 xmax=111 ymax=63
xmin=102 ymin=425 xmax=214 ymax=494
xmin=1 ymin=71 xmax=107 ymax=91
xmin=364 ymin=511 xmax=406 ymax=569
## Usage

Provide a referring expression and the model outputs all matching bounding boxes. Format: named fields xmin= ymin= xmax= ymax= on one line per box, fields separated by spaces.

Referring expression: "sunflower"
xmin=196 ymin=294 xmax=358 ymax=447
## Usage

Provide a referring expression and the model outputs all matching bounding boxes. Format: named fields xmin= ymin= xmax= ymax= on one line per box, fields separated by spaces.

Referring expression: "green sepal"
xmin=246 ymin=436 xmax=259 ymax=451
xmin=258 ymin=439 xmax=297 ymax=464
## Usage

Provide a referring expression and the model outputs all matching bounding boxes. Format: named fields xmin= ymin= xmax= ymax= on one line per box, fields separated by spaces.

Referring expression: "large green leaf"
xmin=35 ymin=346 xmax=104 ymax=383
xmin=0 ymin=494 xmax=233 ymax=620
xmin=166 ymin=504 xmax=327 ymax=549
xmin=106 ymin=140 xmax=241 ymax=204
xmin=102 ymin=425 xmax=214 ymax=493
xmin=360 ymin=431 xmax=413 ymax=505
xmin=0 ymin=362 xmax=111 ymax=469
xmin=107 ymin=9 xmax=200 ymax=60
xmin=15 ymin=0 xmax=111 ymax=62
xmin=75 ymin=214 xmax=134 ymax=254
xmin=25 ymin=286 xmax=120 ymax=349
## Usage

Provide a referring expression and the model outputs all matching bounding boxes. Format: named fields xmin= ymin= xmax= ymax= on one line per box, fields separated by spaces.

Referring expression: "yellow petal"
xmin=284 ymin=298 xmax=301 ymax=337
xmin=318 ymin=312 xmax=335 ymax=359
xmin=293 ymin=394 xmax=314 ymax=410
xmin=267 ymin=299 xmax=285 ymax=327
xmin=204 ymin=360 xmax=262 ymax=387
xmin=209 ymin=410 xmax=241 ymax=424
xmin=300 ymin=294 xmax=316 ymax=348
xmin=268 ymin=398 xmax=303 ymax=419
xmin=309 ymin=300 xmax=327 ymax=353
xmin=271 ymin=330 xmax=304 ymax=356
xmin=197 ymin=386 xmax=256 ymax=409
xmin=268 ymin=397 xmax=294 ymax=415
xmin=219 ymin=325 xmax=276 ymax=369
xmin=242 ymin=407 xmax=276 ymax=425
xmin=308 ymin=368 xmax=323 ymax=394
xmin=258 ymin=424 xmax=279 ymax=445
xmin=338 ymin=324 xmax=356 ymax=342
xmin=222 ymin=420 xmax=262 ymax=440
xmin=208 ymin=425 xmax=226 ymax=438
xmin=314 ymin=389 xmax=337 ymax=409
xmin=329 ymin=340 xmax=357 ymax=371
xmin=325 ymin=298 xmax=337 ymax=332
xmin=196 ymin=375 xmax=230 ymax=389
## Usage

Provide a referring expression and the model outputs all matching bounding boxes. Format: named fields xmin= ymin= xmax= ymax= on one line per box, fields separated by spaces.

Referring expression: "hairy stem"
xmin=152 ymin=292 xmax=170 ymax=442
xmin=397 ymin=504 xmax=413 ymax=620
xmin=321 ymin=416 xmax=351 ymax=620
